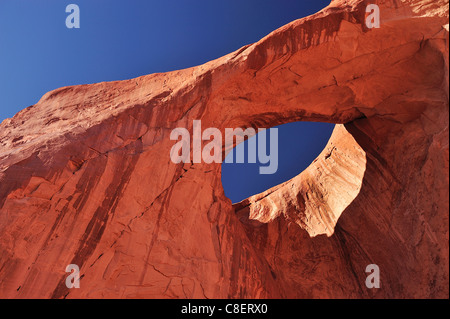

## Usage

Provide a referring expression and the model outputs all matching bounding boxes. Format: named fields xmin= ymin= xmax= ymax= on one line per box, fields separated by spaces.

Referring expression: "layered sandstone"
xmin=0 ymin=0 xmax=448 ymax=298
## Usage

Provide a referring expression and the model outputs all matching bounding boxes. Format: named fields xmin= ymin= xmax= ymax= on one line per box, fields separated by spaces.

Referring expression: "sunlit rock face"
xmin=0 ymin=0 xmax=448 ymax=298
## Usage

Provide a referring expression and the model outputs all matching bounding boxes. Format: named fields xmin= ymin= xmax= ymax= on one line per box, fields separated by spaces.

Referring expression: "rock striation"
xmin=0 ymin=0 xmax=448 ymax=298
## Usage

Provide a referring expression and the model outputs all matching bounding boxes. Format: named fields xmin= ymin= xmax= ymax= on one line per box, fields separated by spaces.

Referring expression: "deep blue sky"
xmin=222 ymin=122 xmax=334 ymax=203
xmin=0 ymin=0 xmax=333 ymax=203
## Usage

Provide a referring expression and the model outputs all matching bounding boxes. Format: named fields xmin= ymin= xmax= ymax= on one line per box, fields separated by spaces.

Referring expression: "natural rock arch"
xmin=0 ymin=0 xmax=448 ymax=298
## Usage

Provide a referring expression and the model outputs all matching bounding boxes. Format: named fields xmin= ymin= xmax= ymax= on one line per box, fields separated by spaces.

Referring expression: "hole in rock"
xmin=221 ymin=121 xmax=334 ymax=204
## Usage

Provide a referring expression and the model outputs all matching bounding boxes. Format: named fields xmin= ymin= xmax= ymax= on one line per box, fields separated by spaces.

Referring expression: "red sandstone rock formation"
xmin=0 ymin=0 xmax=448 ymax=298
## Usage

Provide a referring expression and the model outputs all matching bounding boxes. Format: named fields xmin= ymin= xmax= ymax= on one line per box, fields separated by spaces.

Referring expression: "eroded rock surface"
xmin=0 ymin=0 xmax=448 ymax=298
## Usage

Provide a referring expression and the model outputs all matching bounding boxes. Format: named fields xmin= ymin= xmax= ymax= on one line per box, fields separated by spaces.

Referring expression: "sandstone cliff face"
xmin=0 ymin=0 xmax=448 ymax=298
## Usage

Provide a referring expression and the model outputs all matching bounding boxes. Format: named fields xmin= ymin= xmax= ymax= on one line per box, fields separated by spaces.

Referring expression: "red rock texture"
xmin=0 ymin=0 xmax=448 ymax=298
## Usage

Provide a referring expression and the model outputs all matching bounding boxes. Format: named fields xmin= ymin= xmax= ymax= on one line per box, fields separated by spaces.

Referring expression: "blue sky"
xmin=222 ymin=122 xmax=334 ymax=202
xmin=0 ymin=0 xmax=333 ymax=203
